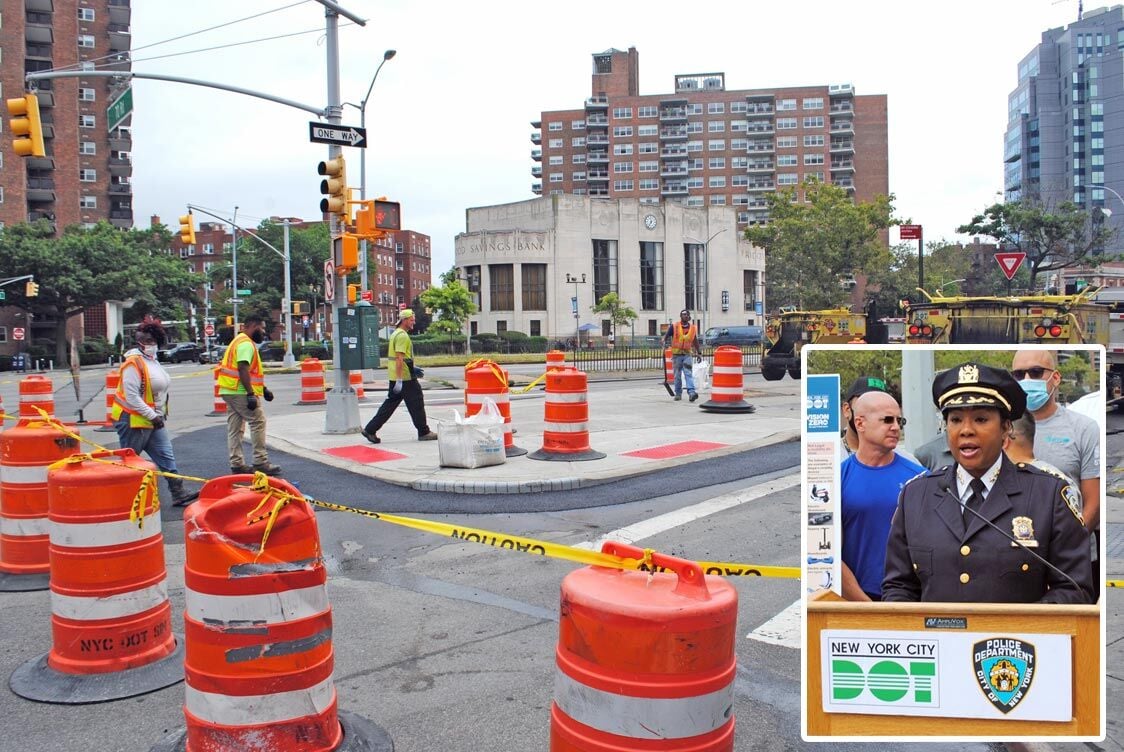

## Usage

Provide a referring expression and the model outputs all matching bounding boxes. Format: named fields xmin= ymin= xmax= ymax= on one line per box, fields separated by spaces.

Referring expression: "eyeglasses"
xmin=1010 ymin=366 xmax=1054 ymax=380
xmin=873 ymin=415 xmax=907 ymax=426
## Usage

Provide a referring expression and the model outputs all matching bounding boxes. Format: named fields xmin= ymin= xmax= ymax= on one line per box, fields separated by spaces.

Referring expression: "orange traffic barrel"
xmin=699 ymin=346 xmax=755 ymax=414
xmin=528 ymin=367 xmax=604 ymax=462
xmin=465 ymin=362 xmax=526 ymax=458
xmin=551 ymin=541 xmax=738 ymax=751
xmin=297 ymin=358 xmax=328 ymax=405
xmin=349 ymin=369 xmax=367 ymax=401
xmin=0 ymin=417 xmax=80 ymax=592
xmin=205 ymin=368 xmax=227 ymax=416
xmin=9 ymin=449 xmax=184 ymax=703
xmin=95 ymin=369 xmax=121 ymax=432
xmin=163 ymin=473 xmax=388 ymax=751
xmin=546 ymin=350 xmax=567 ymax=371
xmin=18 ymin=374 xmax=55 ymax=423
xmin=664 ymin=347 xmax=675 ymax=383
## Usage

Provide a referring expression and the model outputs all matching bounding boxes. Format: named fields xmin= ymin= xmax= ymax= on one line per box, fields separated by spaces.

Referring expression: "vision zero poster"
xmin=804 ymin=374 xmax=841 ymax=595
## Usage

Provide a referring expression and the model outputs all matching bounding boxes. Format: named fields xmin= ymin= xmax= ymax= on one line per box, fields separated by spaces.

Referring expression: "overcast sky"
xmin=131 ymin=0 xmax=1084 ymax=275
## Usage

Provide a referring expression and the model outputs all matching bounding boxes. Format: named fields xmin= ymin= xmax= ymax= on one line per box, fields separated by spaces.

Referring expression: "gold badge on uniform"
xmin=1010 ymin=516 xmax=1038 ymax=548
xmin=958 ymin=364 xmax=980 ymax=384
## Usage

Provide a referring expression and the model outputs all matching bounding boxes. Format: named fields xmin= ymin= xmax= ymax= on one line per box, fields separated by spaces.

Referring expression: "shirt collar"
xmin=955 ymin=454 xmax=1003 ymax=501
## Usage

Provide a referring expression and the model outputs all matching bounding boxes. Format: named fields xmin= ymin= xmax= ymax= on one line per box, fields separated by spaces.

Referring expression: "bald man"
xmin=839 ymin=391 xmax=925 ymax=601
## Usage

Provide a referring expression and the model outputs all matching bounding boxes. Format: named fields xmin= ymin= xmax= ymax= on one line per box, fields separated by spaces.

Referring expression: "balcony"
xmin=659 ymin=126 xmax=688 ymax=141
xmin=746 ymin=181 xmax=775 ymax=191
xmin=25 ymin=13 xmax=53 ymax=44
xmin=108 ymin=23 xmax=130 ymax=52
xmin=531 ymin=182 xmax=542 ymax=194
xmin=26 ymin=0 xmax=53 ymax=10
xmin=660 ymin=146 xmax=687 ymax=158
xmin=830 ymin=102 xmax=853 ymax=114
xmin=746 ymin=104 xmax=774 ymax=116
xmin=746 ymin=123 xmax=774 ymax=134
xmin=747 ymin=140 xmax=775 ymax=153
xmin=829 ymin=84 xmax=854 ymax=97
xmin=589 ymin=186 xmax=609 ymax=197
xmin=833 ymin=180 xmax=856 ymax=191
xmin=830 ymin=159 xmax=854 ymax=172
xmin=661 ymin=183 xmax=688 ymax=196
xmin=108 ymin=154 xmax=132 ymax=176
xmin=108 ymin=182 xmax=132 ymax=195
xmin=746 ymin=160 xmax=775 ymax=172
xmin=660 ymin=163 xmax=688 ymax=177
xmin=830 ymin=120 xmax=854 ymax=134
xmin=587 ymin=171 xmax=609 ymax=182
xmin=659 ymin=107 xmax=687 ymax=122
xmin=26 ymin=177 xmax=55 ymax=203
xmin=586 ymin=114 xmax=609 ymax=128
xmin=586 ymin=133 xmax=609 ymax=146
xmin=587 ymin=151 xmax=609 ymax=164
xmin=25 ymin=42 xmax=52 ymax=61
xmin=531 ymin=148 xmax=542 ymax=161
xmin=108 ymin=0 xmax=131 ymax=24
xmin=585 ymin=96 xmax=609 ymax=110
xmin=530 ymin=119 xmax=541 ymax=128
xmin=531 ymin=165 xmax=542 ymax=178
xmin=830 ymin=140 xmax=855 ymax=153
xmin=530 ymin=131 xmax=541 ymax=144
xmin=109 ymin=128 xmax=131 ymax=150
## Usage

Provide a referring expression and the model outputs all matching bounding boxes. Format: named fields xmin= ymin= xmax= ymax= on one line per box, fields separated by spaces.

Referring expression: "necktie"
xmin=965 ymin=478 xmax=986 ymax=514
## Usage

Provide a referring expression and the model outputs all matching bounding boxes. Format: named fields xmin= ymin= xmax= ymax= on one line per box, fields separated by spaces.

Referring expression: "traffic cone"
xmin=528 ymin=367 xmax=605 ymax=462
xmin=95 ymin=370 xmax=120 ymax=432
xmin=699 ymin=346 xmax=755 ymax=413
xmin=465 ymin=361 xmax=526 ymax=458
xmin=297 ymin=358 xmax=328 ymax=405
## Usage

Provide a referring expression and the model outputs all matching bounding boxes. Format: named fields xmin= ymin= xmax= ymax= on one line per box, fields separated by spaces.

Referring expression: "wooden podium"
xmin=806 ymin=590 xmax=1101 ymax=737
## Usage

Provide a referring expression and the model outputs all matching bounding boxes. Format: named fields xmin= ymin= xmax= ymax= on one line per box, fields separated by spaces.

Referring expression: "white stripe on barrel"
xmin=51 ymin=579 xmax=169 ymax=621
xmin=50 ymin=512 xmax=162 ymax=548
xmin=186 ymin=584 xmax=329 ymax=626
xmin=710 ymin=386 xmax=745 ymax=396
xmin=544 ymin=422 xmax=589 ymax=433
xmin=544 ymin=392 xmax=587 ymax=404
xmin=0 ymin=517 xmax=50 ymax=536
xmin=0 ymin=464 xmax=51 ymax=485
xmin=186 ymin=675 xmax=336 ymax=726
xmin=466 ymin=393 xmax=510 ymax=404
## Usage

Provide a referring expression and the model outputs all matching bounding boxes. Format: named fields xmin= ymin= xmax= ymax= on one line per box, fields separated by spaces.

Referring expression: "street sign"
xmin=107 ymin=87 xmax=133 ymax=132
xmin=995 ymin=252 xmax=1027 ymax=281
xmin=308 ymin=122 xmax=367 ymax=148
xmin=360 ymin=289 xmax=373 ymax=303
xmin=236 ymin=289 xmax=252 ymax=296
xmin=12 ymin=327 xmax=25 ymax=341
xmin=324 ymin=260 xmax=335 ymax=303
xmin=204 ymin=324 xmax=215 ymax=337
xmin=899 ymin=224 xmax=922 ymax=240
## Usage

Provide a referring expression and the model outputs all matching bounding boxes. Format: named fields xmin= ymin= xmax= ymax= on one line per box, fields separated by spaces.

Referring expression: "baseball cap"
xmin=844 ymin=376 xmax=889 ymax=402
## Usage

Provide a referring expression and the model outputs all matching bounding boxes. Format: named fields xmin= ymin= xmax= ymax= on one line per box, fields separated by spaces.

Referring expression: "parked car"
xmin=257 ymin=343 xmax=287 ymax=362
xmin=703 ymin=326 xmax=765 ymax=347
xmin=158 ymin=342 xmax=202 ymax=363
xmin=197 ymin=345 xmax=227 ymax=364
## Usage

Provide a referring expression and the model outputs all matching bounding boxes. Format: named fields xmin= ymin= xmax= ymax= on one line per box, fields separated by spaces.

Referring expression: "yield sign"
xmin=995 ymin=252 xmax=1027 ymax=281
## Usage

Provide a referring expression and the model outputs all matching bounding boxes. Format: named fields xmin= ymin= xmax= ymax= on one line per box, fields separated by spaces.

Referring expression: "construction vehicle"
xmin=901 ymin=288 xmax=1108 ymax=347
xmin=1089 ymin=288 xmax=1124 ymax=406
xmin=761 ymin=307 xmax=888 ymax=381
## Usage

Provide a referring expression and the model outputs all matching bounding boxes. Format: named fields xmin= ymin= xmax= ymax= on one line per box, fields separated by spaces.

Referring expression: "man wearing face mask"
xmin=217 ymin=314 xmax=281 ymax=476
xmin=1011 ymin=349 xmax=1100 ymax=591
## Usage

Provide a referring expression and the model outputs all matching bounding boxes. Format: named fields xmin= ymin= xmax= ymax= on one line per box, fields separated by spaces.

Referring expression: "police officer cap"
xmin=932 ymin=362 xmax=1026 ymax=420
xmin=845 ymin=375 xmax=889 ymax=402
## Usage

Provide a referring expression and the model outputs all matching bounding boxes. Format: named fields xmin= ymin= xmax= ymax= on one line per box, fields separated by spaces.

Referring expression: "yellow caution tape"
xmin=128 ymin=471 xmax=159 ymax=529
xmin=465 ymin=359 xmax=508 ymax=388
xmin=244 ymin=473 xmax=292 ymax=559
xmin=1108 ymin=580 xmax=1123 ymax=589
xmin=515 ymin=371 xmax=548 ymax=394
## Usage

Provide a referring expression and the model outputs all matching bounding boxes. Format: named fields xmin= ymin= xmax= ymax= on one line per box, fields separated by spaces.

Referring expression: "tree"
xmin=590 ymin=292 xmax=638 ymax=338
xmin=222 ymin=221 xmax=332 ymax=321
xmin=419 ymin=268 xmax=476 ymax=352
xmin=744 ymin=181 xmax=898 ymax=311
xmin=0 ymin=221 xmax=202 ymax=363
xmin=957 ymin=200 xmax=1116 ymax=290
xmin=410 ymin=295 xmax=432 ymax=333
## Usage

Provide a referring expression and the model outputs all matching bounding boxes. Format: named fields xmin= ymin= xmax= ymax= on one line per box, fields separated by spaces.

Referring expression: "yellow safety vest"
xmin=670 ymin=321 xmax=697 ymax=354
xmin=110 ymin=354 xmax=158 ymax=428
xmin=217 ymin=333 xmax=265 ymax=395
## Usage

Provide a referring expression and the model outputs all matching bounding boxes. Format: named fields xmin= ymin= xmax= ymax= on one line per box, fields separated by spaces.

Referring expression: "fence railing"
xmin=570 ymin=345 xmax=764 ymax=373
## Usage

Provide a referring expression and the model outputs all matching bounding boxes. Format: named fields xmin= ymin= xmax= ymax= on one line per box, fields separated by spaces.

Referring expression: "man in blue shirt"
xmin=840 ymin=390 xmax=924 ymax=600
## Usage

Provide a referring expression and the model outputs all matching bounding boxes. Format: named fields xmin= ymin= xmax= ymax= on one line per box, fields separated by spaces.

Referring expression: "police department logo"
xmin=973 ymin=638 xmax=1035 ymax=714
xmin=958 ymin=364 xmax=979 ymax=384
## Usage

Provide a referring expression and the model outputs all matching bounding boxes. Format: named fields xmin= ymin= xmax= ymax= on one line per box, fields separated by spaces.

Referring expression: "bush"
xmin=498 ymin=330 xmax=529 ymax=342
xmin=78 ymin=337 xmax=113 ymax=366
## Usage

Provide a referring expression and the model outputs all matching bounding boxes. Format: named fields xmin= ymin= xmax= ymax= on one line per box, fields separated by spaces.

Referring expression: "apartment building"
xmin=530 ymin=47 xmax=889 ymax=228
xmin=1004 ymin=5 xmax=1124 ymax=254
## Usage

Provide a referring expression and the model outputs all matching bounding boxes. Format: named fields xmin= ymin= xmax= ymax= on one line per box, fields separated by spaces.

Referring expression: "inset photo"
xmin=801 ymin=345 xmax=1105 ymax=742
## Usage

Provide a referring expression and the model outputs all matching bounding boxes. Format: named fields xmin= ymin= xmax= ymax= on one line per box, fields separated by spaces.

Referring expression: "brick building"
xmin=531 ymin=47 xmax=889 ymax=228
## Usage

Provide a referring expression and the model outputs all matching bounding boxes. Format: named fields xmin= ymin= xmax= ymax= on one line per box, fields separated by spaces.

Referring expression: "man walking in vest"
xmin=662 ymin=308 xmax=703 ymax=402
xmin=362 ymin=308 xmax=438 ymax=443
xmin=217 ymin=314 xmax=281 ymax=475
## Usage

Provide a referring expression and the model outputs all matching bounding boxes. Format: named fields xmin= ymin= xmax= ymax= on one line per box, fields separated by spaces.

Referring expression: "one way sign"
xmin=308 ymin=122 xmax=367 ymax=148
xmin=994 ymin=251 xmax=1027 ymax=281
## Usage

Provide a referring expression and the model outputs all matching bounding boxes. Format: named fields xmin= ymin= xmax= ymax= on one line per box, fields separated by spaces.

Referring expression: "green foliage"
xmin=591 ymin=292 xmax=639 ymax=335
xmin=744 ymin=181 xmax=898 ymax=311
xmin=420 ymin=272 xmax=476 ymax=349
xmin=410 ymin=295 xmax=432 ymax=332
xmin=805 ymin=350 xmax=904 ymax=396
xmin=957 ymin=200 xmax=1116 ymax=289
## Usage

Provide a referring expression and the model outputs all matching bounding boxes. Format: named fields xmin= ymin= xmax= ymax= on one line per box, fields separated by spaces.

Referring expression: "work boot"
xmin=230 ymin=464 xmax=254 ymax=474
xmin=674 ymin=394 xmax=682 ymax=401
xmin=168 ymin=478 xmax=199 ymax=507
xmin=252 ymin=463 xmax=283 ymax=476
xmin=689 ymin=392 xmax=699 ymax=402
xmin=418 ymin=431 xmax=438 ymax=441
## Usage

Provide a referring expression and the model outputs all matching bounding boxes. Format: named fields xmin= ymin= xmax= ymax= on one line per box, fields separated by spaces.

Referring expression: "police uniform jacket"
xmin=881 ymin=456 xmax=1092 ymax=604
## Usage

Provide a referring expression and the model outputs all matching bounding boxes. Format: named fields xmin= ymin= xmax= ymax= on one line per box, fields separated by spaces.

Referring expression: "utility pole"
xmin=282 ymin=219 xmax=295 ymax=367
xmin=231 ymin=206 xmax=239 ymax=324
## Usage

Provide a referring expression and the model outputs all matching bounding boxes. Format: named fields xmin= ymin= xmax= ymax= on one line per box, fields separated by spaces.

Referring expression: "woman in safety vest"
xmin=112 ymin=321 xmax=199 ymax=506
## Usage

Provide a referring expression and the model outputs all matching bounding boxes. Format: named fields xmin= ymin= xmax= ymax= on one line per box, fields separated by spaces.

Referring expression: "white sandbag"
xmin=437 ymin=397 xmax=506 ymax=469
xmin=692 ymin=359 xmax=710 ymax=392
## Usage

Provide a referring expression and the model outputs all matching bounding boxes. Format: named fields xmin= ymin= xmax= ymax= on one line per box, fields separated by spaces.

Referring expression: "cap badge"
xmin=958 ymin=364 xmax=980 ymax=384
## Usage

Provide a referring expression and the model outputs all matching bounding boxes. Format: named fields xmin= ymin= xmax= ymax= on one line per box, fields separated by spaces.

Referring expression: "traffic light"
xmin=340 ymin=234 xmax=359 ymax=270
xmin=355 ymin=201 xmax=376 ymax=237
xmin=373 ymin=199 xmax=401 ymax=231
xmin=318 ymin=156 xmax=348 ymax=220
xmin=178 ymin=212 xmax=196 ymax=245
xmin=347 ymin=284 xmax=360 ymax=305
xmin=292 ymin=301 xmax=309 ymax=315
xmin=25 ymin=280 xmax=39 ymax=297
xmin=225 ymin=315 xmax=234 ymax=326
xmin=7 ymin=94 xmax=45 ymax=158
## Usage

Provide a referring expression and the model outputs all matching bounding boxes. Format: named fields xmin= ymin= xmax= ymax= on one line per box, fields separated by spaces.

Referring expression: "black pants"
xmin=364 ymin=380 xmax=430 ymax=437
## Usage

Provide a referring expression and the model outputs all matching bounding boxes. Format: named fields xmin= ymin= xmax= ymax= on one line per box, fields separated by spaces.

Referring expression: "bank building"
xmin=454 ymin=196 xmax=766 ymax=342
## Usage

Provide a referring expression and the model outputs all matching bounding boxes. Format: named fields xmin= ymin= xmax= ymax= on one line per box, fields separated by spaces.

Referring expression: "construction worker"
xmin=217 ymin=314 xmax=281 ymax=476
xmin=112 ymin=321 xmax=199 ymax=506
xmin=662 ymin=309 xmax=703 ymax=402
xmin=362 ymin=308 xmax=438 ymax=443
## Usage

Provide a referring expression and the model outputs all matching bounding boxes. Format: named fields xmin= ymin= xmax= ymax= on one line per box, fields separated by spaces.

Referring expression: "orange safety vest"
xmin=669 ymin=321 xmax=697 ymax=354
xmin=216 ymin=333 xmax=265 ymax=395
xmin=110 ymin=354 xmax=158 ymax=428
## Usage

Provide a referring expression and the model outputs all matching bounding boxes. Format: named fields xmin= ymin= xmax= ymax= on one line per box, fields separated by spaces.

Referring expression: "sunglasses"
xmin=1010 ymin=367 xmax=1054 ymax=380
xmin=870 ymin=415 xmax=907 ymax=426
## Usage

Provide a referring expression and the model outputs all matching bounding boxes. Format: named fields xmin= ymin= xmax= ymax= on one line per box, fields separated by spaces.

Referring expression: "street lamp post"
xmin=565 ymin=273 xmax=586 ymax=350
xmin=684 ymin=228 xmax=728 ymax=336
xmin=231 ymin=206 xmax=239 ymax=324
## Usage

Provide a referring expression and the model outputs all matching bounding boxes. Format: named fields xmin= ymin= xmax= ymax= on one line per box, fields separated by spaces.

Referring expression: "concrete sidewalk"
xmin=265 ymin=375 xmax=801 ymax=494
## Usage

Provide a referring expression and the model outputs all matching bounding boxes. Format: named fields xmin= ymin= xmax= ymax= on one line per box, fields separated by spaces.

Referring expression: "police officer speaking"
xmin=881 ymin=362 xmax=1093 ymax=604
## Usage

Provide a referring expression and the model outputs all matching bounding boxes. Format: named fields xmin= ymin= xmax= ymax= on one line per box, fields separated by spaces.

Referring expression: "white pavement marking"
xmin=574 ymin=472 xmax=800 ymax=551
xmin=574 ymin=472 xmax=803 ymax=650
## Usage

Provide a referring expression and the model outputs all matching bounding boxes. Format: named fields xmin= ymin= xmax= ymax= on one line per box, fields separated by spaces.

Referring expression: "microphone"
xmin=938 ymin=482 xmax=1089 ymax=602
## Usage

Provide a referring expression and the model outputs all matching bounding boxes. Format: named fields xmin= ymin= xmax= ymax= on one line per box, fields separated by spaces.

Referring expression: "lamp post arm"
xmin=186 ymin=205 xmax=285 ymax=259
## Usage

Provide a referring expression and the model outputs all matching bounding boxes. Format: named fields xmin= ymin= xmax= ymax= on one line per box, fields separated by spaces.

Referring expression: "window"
xmin=80 ymin=141 xmax=96 ymax=155
xmin=804 ymin=153 xmax=824 ymax=165
xmin=803 ymin=116 xmax=824 ymax=129
xmin=711 ymin=195 xmax=727 ymax=205
xmin=777 ymin=136 xmax=797 ymax=148
xmin=730 ymin=120 xmax=747 ymax=132
xmin=687 ymin=177 xmax=704 ymax=189
xmin=549 ymin=138 xmax=563 ymax=148
xmin=732 ymin=175 xmax=748 ymax=187
xmin=613 ymin=179 xmax=634 ymax=191
xmin=571 ymin=119 xmax=585 ymax=129
xmin=802 ymin=97 xmax=823 ymax=110
xmin=613 ymin=161 xmax=633 ymax=173
xmin=612 ymin=107 xmax=632 ymax=119
xmin=548 ymin=121 xmax=562 ymax=131
xmin=549 ymin=173 xmax=563 ymax=182
xmin=593 ymin=239 xmax=619 ymax=301
xmin=708 ymin=102 xmax=725 ymax=114
xmin=79 ymin=87 xmax=95 ymax=101
xmin=708 ymin=139 xmax=726 ymax=151
xmin=489 ymin=264 xmax=514 ymax=311
xmin=571 ymin=137 xmax=586 ymax=147
xmin=639 ymin=178 xmax=659 ymax=190
xmin=805 ymin=171 xmax=824 ymax=182
xmin=708 ymin=121 xmax=725 ymax=133
xmin=709 ymin=176 xmax=726 ymax=188
xmin=613 ymin=143 xmax=634 ymax=155
xmin=686 ymin=122 xmax=703 ymax=134
xmin=529 ymin=320 xmax=541 ymax=337
xmin=687 ymin=140 xmax=703 ymax=153
xmin=777 ymin=154 xmax=798 ymax=166
xmin=804 ymin=135 xmax=825 ymax=147
xmin=613 ymin=126 xmax=633 ymax=138
xmin=548 ymin=156 xmax=563 ymax=165
xmin=777 ymin=118 xmax=797 ymax=130
xmin=80 ymin=114 xmax=96 ymax=128
xmin=573 ymin=171 xmax=586 ymax=181
xmin=776 ymin=99 xmax=796 ymax=111
xmin=80 ymin=168 xmax=97 ymax=182
xmin=572 ymin=154 xmax=586 ymax=164
xmin=638 ymin=124 xmax=658 ymax=137
xmin=639 ymin=142 xmax=658 ymax=154
xmin=80 ymin=195 xmax=97 ymax=209
xmin=639 ymin=160 xmax=659 ymax=172
xmin=638 ymin=106 xmax=658 ymax=118
xmin=777 ymin=173 xmax=798 ymax=185
xmin=78 ymin=7 xmax=95 ymax=21
xmin=522 ymin=264 xmax=547 ymax=311
xmin=731 ymin=156 xmax=748 ymax=169
xmin=731 ymin=101 xmax=748 ymax=113
xmin=684 ymin=243 xmax=705 ymax=310
xmin=78 ymin=35 xmax=95 ymax=48
xmin=688 ymin=103 xmax=703 ymax=115
xmin=639 ymin=241 xmax=664 ymax=310
xmin=203 ymin=243 xmax=215 ymax=255
xmin=708 ymin=157 xmax=726 ymax=169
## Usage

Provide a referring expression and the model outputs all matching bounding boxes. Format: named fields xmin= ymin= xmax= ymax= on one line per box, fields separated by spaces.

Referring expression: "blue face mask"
xmin=1020 ymin=378 xmax=1051 ymax=411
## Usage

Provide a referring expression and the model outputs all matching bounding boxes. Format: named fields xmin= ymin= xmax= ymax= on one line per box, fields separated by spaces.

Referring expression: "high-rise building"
xmin=0 ymin=0 xmax=133 ymax=233
xmin=1004 ymin=5 xmax=1124 ymax=253
xmin=530 ymin=47 xmax=889 ymax=229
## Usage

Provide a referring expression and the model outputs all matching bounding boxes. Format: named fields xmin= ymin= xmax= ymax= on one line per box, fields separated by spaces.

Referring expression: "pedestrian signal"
xmin=373 ymin=199 xmax=401 ymax=231
xmin=292 ymin=301 xmax=310 ymax=315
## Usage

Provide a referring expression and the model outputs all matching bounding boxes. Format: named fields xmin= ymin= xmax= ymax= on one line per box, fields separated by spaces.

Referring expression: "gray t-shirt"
xmin=1033 ymin=405 xmax=1100 ymax=484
